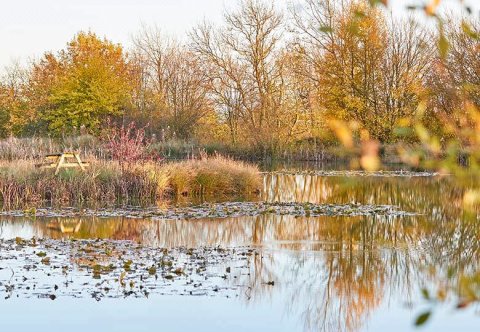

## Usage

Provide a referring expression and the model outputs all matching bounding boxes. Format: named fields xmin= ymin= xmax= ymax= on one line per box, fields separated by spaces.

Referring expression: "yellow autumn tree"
xmin=293 ymin=0 xmax=431 ymax=143
xmin=0 ymin=62 xmax=30 ymax=137
xmin=311 ymin=1 xmax=390 ymax=140
xmin=34 ymin=31 xmax=133 ymax=135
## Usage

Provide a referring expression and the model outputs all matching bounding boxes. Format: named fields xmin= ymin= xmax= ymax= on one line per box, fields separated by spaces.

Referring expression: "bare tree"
xmin=190 ymin=0 xmax=299 ymax=155
xmin=132 ymin=26 xmax=211 ymax=139
xmin=380 ymin=18 xmax=432 ymax=139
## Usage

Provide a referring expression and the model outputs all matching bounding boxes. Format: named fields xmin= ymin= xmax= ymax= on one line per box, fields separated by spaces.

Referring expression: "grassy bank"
xmin=0 ymin=136 xmax=421 ymax=165
xmin=0 ymin=156 xmax=261 ymax=209
xmin=0 ymin=136 xmax=342 ymax=162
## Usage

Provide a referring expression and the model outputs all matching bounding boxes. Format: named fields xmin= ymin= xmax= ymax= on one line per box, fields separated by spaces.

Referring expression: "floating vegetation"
xmin=0 ymin=202 xmax=417 ymax=220
xmin=0 ymin=238 xmax=257 ymax=300
xmin=265 ymin=170 xmax=441 ymax=177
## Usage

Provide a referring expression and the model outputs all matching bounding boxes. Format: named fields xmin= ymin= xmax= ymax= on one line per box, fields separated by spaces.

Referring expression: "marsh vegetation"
xmin=0 ymin=155 xmax=261 ymax=209
xmin=0 ymin=0 xmax=480 ymax=331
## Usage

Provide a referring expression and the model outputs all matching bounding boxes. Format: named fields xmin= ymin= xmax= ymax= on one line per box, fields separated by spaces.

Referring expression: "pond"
xmin=0 ymin=165 xmax=478 ymax=332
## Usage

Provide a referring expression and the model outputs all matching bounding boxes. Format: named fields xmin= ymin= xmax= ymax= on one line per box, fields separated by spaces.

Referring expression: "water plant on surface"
xmin=0 ymin=237 xmax=257 ymax=300
xmin=0 ymin=201 xmax=417 ymax=220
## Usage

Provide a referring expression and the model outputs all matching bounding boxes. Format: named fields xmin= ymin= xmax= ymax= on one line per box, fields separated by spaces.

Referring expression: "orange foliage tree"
xmin=29 ymin=31 xmax=133 ymax=135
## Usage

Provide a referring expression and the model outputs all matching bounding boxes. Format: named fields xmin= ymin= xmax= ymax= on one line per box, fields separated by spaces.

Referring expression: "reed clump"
xmin=165 ymin=155 xmax=261 ymax=197
xmin=0 ymin=155 xmax=261 ymax=209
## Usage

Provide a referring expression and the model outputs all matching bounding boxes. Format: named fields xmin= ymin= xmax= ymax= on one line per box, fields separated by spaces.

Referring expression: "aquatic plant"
xmin=0 ymin=237 xmax=256 ymax=299
xmin=0 ymin=201 xmax=417 ymax=220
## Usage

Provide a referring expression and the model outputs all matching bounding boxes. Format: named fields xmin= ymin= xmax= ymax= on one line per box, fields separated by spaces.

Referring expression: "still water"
xmin=0 ymin=169 xmax=479 ymax=332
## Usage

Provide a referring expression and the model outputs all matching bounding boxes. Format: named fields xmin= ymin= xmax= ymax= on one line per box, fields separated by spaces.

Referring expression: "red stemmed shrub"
xmin=104 ymin=120 xmax=154 ymax=168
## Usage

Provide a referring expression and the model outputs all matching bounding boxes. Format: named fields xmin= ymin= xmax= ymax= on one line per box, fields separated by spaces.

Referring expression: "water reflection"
xmin=0 ymin=173 xmax=478 ymax=332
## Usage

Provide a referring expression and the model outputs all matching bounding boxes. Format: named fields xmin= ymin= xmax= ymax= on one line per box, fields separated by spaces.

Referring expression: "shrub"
xmin=103 ymin=121 xmax=158 ymax=169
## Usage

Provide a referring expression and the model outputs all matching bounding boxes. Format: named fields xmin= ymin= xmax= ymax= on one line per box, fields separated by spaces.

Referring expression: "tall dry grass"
xmin=0 ymin=135 xmax=103 ymax=161
xmin=0 ymin=159 xmax=168 ymax=209
xmin=0 ymin=155 xmax=261 ymax=209
xmin=165 ymin=155 xmax=261 ymax=197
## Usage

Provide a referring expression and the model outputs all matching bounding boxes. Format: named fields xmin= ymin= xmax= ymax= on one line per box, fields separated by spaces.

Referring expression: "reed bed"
xmin=0 ymin=136 xmax=103 ymax=161
xmin=0 ymin=156 xmax=261 ymax=209
xmin=165 ymin=155 xmax=261 ymax=197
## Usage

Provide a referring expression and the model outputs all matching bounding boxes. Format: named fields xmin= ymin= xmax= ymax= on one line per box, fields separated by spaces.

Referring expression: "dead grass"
xmin=0 ymin=160 xmax=165 ymax=208
xmin=0 ymin=136 xmax=102 ymax=161
xmin=165 ymin=155 xmax=261 ymax=197
xmin=0 ymin=155 xmax=261 ymax=209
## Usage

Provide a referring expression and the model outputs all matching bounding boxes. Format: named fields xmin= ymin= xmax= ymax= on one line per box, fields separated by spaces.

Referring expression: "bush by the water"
xmin=0 ymin=156 xmax=261 ymax=209
xmin=164 ymin=155 xmax=260 ymax=197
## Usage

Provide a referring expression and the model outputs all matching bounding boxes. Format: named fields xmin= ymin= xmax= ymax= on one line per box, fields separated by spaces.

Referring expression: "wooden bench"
xmin=36 ymin=152 xmax=89 ymax=175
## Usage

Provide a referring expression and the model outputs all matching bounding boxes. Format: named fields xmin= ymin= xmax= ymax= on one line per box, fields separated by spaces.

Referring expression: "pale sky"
xmin=0 ymin=0 xmax=478 ymax=69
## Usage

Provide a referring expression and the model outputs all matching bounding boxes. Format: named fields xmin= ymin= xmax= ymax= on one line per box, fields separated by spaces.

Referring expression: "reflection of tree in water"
xmin=135 ymin=214 xmax=478 ymax=331
xmin=263 ymin=173 xmax=335 ymax=203
xmin=130 ymin=213 xmax=425 ymax=331
xmin=317 ymin=221 xmax=388 ymax=331
xmin=237 ymin=215 xmax=418 ymax=332
xmin=416 ymin=213 xmax=480 ymax=292
xmin=0 ymin=174 xmax=478 ymax=331
xmin=263 ymin=174 xmax=466 ymax=216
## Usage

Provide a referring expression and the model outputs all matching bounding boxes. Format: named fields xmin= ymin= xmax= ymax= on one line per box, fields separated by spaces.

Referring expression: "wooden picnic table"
xmin=36 ymin=152 xmax=89 ymax=175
